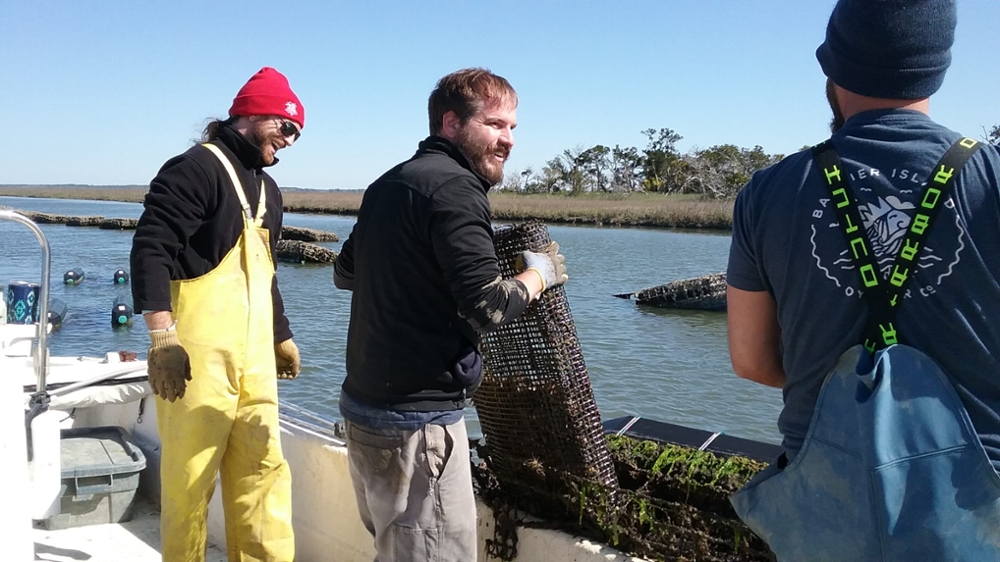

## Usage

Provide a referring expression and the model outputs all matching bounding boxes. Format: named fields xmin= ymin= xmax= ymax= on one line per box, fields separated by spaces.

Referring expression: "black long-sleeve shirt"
xmin=130 ymin=125 xmax=292 ymax=343
xmin=334 ymin=136 xmax=530 ymax=411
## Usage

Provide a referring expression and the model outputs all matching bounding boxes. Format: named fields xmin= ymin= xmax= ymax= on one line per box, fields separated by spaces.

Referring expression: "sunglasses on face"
xmin=276 ymin=119 xmax=301 ymax=141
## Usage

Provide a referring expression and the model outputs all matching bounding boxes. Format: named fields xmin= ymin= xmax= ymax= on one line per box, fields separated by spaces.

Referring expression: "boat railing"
xmin=0 ymin=210 xmax=51 ymax=394
xmin=279 ymin=400 xmax=346 ymax=443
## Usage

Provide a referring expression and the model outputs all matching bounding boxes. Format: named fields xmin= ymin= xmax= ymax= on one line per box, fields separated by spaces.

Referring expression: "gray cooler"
xmin=36 ymin=426 xmax=147 ymax=530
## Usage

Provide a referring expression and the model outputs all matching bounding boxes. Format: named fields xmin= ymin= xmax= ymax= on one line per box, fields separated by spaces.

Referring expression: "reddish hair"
xmin=427 ymin=68 xmax=517 ymax=135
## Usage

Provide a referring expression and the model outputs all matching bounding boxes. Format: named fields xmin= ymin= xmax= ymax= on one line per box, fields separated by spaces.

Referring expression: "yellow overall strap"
xmin=202 ymin=143 xmax=267 ymax=228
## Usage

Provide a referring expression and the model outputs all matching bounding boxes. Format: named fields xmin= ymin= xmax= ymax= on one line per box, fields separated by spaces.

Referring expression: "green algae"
xmin=473 ymin=434 xmax=775 ymax=562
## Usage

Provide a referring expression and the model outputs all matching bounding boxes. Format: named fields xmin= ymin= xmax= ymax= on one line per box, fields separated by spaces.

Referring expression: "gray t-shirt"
xmin=728 ymin=109 xmax=1000 ymax=468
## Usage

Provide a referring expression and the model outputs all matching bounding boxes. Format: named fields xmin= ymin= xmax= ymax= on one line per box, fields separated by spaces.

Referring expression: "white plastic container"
xmin=1 ymin=323 xmax=51 ymax=357
xmin=0 ymin=356 xmax=32 ymax=560
xmin=37 ymin=426 xmax=147 ymax=530
xmin=29 ymin=408 xmax=63 ymax=520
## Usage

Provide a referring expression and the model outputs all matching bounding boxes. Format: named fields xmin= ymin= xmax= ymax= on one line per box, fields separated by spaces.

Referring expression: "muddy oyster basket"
xmin=474 ymin=223 xmax=773 ymax=561
xmin=630 ymin=272 xmax=728 ymax=310
xmin=474 ymin=221 xmax=617 ymax=491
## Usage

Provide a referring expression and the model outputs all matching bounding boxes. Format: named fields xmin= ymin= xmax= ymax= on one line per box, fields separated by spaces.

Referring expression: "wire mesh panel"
xmin=634 ymin=272 xmax=728 ymax=310
xmin=475 ymin=221 xmax=617 ymax=489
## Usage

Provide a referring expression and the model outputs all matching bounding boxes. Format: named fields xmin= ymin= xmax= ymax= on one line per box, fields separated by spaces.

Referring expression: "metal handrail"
xmin=278 ymin=401 xmax=345 ymax=441
xmin=0 ymin=210 xmax=51 ymax=393
xmin=46 ymin=364 xmax=147 ymax=397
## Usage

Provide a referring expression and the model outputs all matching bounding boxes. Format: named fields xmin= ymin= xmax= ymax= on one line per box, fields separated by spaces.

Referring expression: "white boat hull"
xmin=7 ymin=347 xmax=648 ymax=561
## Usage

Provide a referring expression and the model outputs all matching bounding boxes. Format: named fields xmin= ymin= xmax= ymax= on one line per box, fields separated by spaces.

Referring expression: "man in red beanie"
xmin=131 ymin=66 xmax=304 ymax=562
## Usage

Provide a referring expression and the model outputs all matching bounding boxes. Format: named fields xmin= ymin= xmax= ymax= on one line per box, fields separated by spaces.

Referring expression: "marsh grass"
xmin=489 ymin=192 xmax=733 ymax=230
xmin=0 ymin=187 xmax=734 ymax=230
xmin=0 ymin=186 xmax=148 ymax=203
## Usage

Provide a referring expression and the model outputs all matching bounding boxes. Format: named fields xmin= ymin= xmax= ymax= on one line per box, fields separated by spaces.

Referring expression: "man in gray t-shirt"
xmin=727 ymin=0 xmax=1000 ymax=470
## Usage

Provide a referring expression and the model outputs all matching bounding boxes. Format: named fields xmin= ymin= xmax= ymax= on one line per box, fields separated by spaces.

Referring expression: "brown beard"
xmin=826 ymin=79 xmax=846 ymax=134
xmin=455 ymin=126 xmax=508 ymax=185
xmin=251 ymin=120 xmax=281 ymax=165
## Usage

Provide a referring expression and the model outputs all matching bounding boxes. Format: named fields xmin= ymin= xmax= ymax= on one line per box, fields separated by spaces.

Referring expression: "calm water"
xmin=0 ymin=196 xmax=783 ymax=444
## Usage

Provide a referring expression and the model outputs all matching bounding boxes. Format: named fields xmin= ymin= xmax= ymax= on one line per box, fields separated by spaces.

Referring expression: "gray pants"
xmin=345 ymin=418 xmax=477 ymax=562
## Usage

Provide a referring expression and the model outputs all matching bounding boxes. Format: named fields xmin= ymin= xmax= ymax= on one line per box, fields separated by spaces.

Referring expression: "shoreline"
xmin=0 ymin=187 xmax=734 ymax=231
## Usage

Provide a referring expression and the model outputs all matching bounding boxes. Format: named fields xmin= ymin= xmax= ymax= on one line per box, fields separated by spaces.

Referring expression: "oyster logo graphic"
xmin=810 ymin=193 xmax=964 ymax=300
xmin=860 ymin=196 xmax=913 ymax=264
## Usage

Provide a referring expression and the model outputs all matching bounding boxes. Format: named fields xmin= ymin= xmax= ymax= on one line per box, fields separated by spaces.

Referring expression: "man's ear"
xmin=440 ymin=111 xmax=461 ymax=139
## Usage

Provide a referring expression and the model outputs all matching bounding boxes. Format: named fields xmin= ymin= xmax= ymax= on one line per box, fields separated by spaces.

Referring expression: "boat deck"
xmin=32 ymin=497 xmax=226 ymax=562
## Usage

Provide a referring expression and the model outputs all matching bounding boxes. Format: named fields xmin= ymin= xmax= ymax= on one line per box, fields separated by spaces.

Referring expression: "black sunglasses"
xmin=277 ymin=119 xmax=301 ymax=141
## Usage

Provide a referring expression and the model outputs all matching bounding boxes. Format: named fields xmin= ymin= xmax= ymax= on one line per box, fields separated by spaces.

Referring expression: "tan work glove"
xmin=275 ymin=339 xmax=301 ymax=380
xmin=520 ymin=241 xmax=569 ymax=293
xmin=147 ymin=328 xmax=192 ymax=402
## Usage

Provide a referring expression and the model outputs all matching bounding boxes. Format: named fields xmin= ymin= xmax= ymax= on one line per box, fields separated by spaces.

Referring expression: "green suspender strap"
xmin=812 ymin=136 xmax=982 ymax=352
xmin=732 ymin=137 xmax=1000 ymax=561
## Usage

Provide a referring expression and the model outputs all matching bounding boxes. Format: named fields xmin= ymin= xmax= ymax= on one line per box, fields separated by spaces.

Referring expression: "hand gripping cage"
xmin=474 ymin=221 xmax=617 ymax=490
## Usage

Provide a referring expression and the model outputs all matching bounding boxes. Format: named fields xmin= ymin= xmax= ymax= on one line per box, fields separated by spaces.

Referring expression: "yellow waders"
xmin=156 ymin=143 xmax=294 ymax=562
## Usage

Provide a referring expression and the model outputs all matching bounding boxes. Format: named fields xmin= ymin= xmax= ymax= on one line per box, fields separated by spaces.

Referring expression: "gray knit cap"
xmin=816 ymin=0 xmax=956 ymax=99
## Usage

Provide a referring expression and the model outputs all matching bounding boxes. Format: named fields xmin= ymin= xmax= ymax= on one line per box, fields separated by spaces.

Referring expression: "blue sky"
xmin=2 ymin=1 xmax=997 ymax=190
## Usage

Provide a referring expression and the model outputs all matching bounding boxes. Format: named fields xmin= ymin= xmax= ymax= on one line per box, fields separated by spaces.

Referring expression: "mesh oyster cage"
xmin=634 ymin=272 xmax=728 ymax=310
xmin=474 ymin=220 xmax=617 ymax=490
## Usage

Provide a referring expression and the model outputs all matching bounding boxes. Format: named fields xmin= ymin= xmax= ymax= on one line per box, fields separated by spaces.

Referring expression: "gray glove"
xmin=521 ymin=241 xmax=569 ymax=292
xmin=147 ymin=328 xmax=192 ymax=402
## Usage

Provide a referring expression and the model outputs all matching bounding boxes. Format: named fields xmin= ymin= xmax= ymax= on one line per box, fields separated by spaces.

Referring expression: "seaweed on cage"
xmin=471 ymin=435 xmax=775 ymax=562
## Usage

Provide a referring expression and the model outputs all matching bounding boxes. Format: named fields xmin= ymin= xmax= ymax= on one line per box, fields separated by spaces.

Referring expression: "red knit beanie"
xmin=229 ymin=67 xmax=305 ymax=129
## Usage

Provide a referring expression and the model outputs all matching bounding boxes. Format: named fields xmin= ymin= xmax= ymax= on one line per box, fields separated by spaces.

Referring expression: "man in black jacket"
xmin=333 ymin=68 xmax=568 ymax=561
xmin=130 ymin=67 xmax=302 ymax=561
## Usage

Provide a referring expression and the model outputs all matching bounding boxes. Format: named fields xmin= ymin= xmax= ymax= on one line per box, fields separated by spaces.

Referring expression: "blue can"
xmin=6 ymin=281 xmax=40 ymax=324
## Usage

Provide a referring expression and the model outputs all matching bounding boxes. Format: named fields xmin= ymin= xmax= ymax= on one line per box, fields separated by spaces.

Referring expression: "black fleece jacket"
xmin=130 ymin=125 xmax=292 ymax=343
xmin=334 ymin=136 xmax=531 ymax=411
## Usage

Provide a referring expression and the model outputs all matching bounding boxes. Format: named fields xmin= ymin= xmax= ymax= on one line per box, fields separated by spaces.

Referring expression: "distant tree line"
xmin=503 ymin=122 xmax=1000 ymax=199
xmin=987 ymin=124 xmax=999 ymax=145
xmin=500 ymin=128 xmax=783 ymax=199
